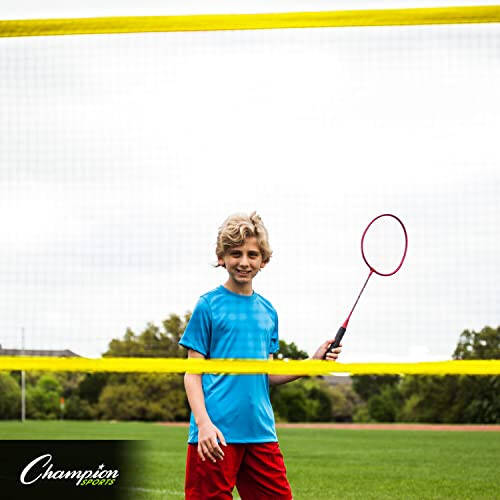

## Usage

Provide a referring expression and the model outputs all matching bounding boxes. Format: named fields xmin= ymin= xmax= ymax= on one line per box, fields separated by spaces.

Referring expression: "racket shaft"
xmin=325 ymin=326 xmax=346 ymax=356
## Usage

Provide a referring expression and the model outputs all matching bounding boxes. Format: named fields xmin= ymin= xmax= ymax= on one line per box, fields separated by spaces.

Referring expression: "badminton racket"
xmin=324 ymin=213 xmax=408 ymax=357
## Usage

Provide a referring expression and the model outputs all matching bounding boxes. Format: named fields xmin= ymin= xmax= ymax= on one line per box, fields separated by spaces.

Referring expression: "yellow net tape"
xmin=0 ymin=357 xmax=499 ymax=375
xmin=1 ymin=5 xmax=500 ymax=38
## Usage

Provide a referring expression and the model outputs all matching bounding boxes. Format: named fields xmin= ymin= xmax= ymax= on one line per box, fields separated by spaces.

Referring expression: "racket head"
xmin=361 ymin=213 xmax=408 ymax=277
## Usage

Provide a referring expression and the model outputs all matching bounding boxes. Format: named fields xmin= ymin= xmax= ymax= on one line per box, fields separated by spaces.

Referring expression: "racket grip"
xmin=323 ymin=326 xmax=346 ymax=359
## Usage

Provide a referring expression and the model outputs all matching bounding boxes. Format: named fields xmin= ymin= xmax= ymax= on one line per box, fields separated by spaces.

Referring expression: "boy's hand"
xmin=312 ymin=340 xmax=342 ymax=361
xmin=197 ymin=420 xmax=227 ymax=463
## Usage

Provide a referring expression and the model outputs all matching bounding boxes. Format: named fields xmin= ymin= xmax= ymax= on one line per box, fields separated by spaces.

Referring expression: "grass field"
xmin=1 ymin=421 xmax=499 ymax=499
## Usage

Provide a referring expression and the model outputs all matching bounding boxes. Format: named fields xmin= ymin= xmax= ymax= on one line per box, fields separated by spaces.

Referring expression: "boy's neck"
xmin=223 ymin=278 xmax=253 ymax=296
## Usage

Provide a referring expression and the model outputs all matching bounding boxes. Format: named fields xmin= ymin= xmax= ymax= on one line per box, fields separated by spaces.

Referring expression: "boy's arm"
xmin=268 ymin=356 xmax=301 ymax=385
xmin=268 ymin=339 xmax=342 ymax=386
xmin=184 ymin=349 xmax=227 ymax=463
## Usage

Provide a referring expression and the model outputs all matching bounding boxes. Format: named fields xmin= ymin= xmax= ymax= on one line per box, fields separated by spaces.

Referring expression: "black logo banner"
xmin=1 ymin=440 xmax=140 ymax=500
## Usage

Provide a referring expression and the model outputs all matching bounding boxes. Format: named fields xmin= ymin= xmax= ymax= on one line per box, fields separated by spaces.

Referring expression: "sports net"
xmin=0 ymin=6 xmax=499 ymax=400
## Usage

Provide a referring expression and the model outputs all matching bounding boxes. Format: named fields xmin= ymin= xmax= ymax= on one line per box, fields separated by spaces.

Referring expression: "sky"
xmin=1 ymin=1 xmax=499 ymax=363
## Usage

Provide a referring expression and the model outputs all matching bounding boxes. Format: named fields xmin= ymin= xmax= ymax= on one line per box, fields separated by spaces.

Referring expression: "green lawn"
xmin=1 ymin=421 xmax=499 ymax=499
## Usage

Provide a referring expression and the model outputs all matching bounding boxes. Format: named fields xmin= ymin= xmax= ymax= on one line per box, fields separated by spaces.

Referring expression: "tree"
xmin=367 ymin=384 xmax=403 ymax=422
xmin=271 ymin=340 xmax=311 ymax=421
xmin=270 ymin=338 xmax=363 ymax=422
xmin=0 ymin=373 xmax=21 ymax=419
xmin=324 ymin=383 xmax=363 ymax=422
xmin=275 ymin=340 xmax=308 ymax=360
xmin=26 ymin=374 xmax=62 ymax=420
xmin=450 ymin=326 xmax=499 ymax=423
xmin=453 ymin=326 xmax=500 ymax=360
xmin=95 ymin=314 xmax=192 ymax=421
xmin=399 ymin=326 xmax=499 ymax=423
xmin=271 ymin=379 xmax=318 ymax=422
xmin=271 ymin=377 xmax=362 ymax=422
xmin=65 ymin=395 xmax=95 ymax=420
xmin=351 ymin=375 xmax=400 ymax=402
xmin=97 ymin=374 xmax=188 ymax=421
xmin=77 ymin=372 xmax=109 ymax=405
xmin=103 ymin=313 xmax=191 ymax=358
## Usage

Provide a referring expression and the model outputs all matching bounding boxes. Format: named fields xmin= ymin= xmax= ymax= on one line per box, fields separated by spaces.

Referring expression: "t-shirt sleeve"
xmin=269 ymin=310 xmax=279 ymax=354
xmin=179 ymin=297 xmax=212 ymax=357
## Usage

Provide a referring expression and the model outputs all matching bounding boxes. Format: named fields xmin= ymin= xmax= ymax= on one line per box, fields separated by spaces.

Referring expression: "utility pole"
xmin=21 ymin=327 xmax=25 ymax=423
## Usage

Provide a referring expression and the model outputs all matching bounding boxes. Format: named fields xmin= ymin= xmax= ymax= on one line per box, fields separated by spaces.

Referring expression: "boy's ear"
xmin=218 ymin=257 xmax=226 ymax=268
xmin=260 ymin=261 xmax=267 ymax=269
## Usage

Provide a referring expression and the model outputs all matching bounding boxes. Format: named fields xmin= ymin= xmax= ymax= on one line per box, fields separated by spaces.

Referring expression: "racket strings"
xmin=361 ymin=216 xmax=407 ymax=276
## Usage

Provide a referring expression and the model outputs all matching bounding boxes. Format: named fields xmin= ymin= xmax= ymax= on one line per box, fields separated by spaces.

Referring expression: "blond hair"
xmin=216 ymin=211 xmax=273 ymax=266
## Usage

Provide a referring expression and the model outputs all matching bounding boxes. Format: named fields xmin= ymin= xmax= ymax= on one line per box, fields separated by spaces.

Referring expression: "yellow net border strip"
xmin=1 ymin=6 xmax=500 ymax=38
xmin=1 ymin=357 xmax=499 ymax=375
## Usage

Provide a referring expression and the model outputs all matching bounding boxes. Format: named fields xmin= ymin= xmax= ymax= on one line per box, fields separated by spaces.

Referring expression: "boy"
xmin=179 ymin=211 xmax=341 ymax=499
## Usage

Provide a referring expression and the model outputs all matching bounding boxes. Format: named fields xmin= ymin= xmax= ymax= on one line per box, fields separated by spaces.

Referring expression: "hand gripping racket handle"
xmin=323 ymin=326 xmax=346 ymax=359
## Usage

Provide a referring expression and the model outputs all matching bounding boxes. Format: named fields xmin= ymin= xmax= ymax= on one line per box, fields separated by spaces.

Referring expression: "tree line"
xmin=0 ymin=316 xmax=498 ymax=423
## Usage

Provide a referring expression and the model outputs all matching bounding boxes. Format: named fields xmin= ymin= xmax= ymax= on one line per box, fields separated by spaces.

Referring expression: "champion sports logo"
xmin=20 ymin=454 xmax=119 ymax=487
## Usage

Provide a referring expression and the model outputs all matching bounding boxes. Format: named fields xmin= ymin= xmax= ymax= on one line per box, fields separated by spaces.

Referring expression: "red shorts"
xmin=185 ymin=442 xmax=293 ymax=500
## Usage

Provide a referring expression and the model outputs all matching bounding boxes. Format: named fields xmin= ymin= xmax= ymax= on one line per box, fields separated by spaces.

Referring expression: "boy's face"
xmin=218 ymin=236 xmax=266 ymax=286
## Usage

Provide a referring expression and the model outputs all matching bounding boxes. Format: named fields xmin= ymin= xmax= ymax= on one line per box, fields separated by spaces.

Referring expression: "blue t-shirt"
xmin=179 ymin=285 xmax=279 ymax=444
